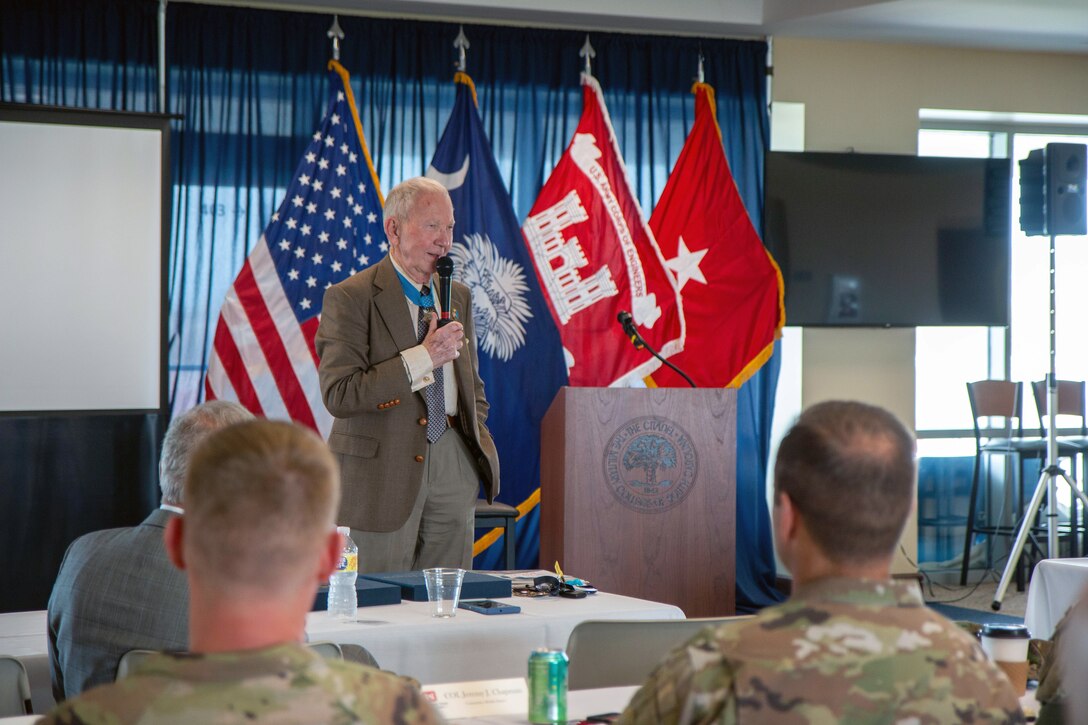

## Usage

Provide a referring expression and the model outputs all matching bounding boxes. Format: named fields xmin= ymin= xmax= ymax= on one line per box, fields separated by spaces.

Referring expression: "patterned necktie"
xmin=417 ymin=285 xmax=447 ymax=444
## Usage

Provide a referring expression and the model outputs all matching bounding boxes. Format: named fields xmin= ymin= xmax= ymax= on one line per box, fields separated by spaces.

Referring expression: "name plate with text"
xmin=420 ymin=677 xmax=528 ymax=719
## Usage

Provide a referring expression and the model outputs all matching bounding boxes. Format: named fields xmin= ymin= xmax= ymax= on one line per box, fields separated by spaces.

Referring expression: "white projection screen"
xmin=0 ymin=106 xmax=168 ymax=413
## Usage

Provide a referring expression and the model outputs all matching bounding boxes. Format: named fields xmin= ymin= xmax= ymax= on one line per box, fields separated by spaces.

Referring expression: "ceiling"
xmin=240 ymin=0 xmax=1088 ymax=54
xmin=762 ymin=0 xmax=1088 ymax=54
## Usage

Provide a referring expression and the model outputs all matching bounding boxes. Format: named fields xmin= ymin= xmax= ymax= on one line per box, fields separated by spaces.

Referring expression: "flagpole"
xmin=327 ymin=15 xmax=344 ymax=61
xmin=580 ymin=35 xmax=595 ymax=76
xmin=454 ymin=26 xmax=470 ymax=72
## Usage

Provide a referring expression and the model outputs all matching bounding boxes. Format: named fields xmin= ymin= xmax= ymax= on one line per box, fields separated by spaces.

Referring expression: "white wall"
xmin=772 ymin=38 xmax=1088 ymax=155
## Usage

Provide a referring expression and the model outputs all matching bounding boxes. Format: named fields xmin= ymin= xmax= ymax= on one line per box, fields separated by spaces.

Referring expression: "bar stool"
xmin=473 ymin=499 xmax=518 ymax=570
xmin=960 ymin=381 xmax=1046 ymax=586
xmin=1031 ymin=379 xmax=1088 ymax=555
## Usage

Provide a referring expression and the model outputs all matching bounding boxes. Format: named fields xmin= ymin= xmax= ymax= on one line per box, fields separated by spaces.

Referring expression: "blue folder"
xmin=312 ymin=577 xmax=402 ymax=611
xmin=360 ymin=571 xmax=512 ymax=601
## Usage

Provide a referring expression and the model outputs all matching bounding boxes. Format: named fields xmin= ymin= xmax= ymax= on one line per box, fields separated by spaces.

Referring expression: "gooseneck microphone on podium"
xmin=615 ymin=310 xmax=697 ymax=388
xmin=436 ymin=256 xmax=454 ymax=328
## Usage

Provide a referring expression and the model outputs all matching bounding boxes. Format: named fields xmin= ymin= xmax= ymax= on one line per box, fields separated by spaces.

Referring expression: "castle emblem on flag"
xmin=523 ymin=188 xmax=618 ymax=324
xmin=449 ymin=233 xmax=532 ymax=361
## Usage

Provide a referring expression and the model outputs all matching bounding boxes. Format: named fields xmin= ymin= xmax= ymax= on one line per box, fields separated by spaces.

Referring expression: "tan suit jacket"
xmin=316 ymin=255 xmax=499 ymax=532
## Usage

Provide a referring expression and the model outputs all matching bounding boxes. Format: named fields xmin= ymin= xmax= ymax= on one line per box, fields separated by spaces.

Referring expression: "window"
xmin=915 ymin=129 xmax=1005 ymax=456
xmin=1010 ymin=132 xmax=1088 ymax=424
xmin=915 ymin=125 xmax=1088 ymax=454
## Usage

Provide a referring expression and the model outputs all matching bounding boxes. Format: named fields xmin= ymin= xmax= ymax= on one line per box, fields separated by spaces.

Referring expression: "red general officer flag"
xmin=649 ymin=82 xmax=783 ymax=388
xmin=522 ymin=74 xmax=684 ymax=387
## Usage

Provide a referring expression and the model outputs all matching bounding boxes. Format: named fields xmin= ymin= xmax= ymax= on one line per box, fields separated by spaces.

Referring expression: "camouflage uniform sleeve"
xmin=38 ymin=655 xmax=444 ymax=725
xmin=617 ymin=630 xmax=735 ymax=725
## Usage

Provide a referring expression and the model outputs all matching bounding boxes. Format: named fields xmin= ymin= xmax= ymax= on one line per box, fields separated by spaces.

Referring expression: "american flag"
xmin=204 ymin=61 xmax=386 ymax=436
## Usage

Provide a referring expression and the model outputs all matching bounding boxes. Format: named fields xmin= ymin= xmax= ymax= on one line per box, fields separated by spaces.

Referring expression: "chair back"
xmin=1031 ymin=379 xmax=1088 ymax=435
xmin=0 ymin=656 xmax=32 ymax=717
xmin=115 ymin=642 xmax=347 ymax=684
xmin=967 ymin=380 xmax=1025 ymax=445
xmin=339 ymin=643 xmax=380 ymax=669
xmin=307 ymin=641 xmax=343 ymax=660
xmin=116 ymin=649 xmax=158 ymax=681
xmin=565 ymin=617 xmax=752 ymax=690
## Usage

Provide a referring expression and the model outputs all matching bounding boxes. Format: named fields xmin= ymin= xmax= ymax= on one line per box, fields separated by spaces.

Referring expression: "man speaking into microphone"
xmin=316 ymin=176 xmax=499 ymax=572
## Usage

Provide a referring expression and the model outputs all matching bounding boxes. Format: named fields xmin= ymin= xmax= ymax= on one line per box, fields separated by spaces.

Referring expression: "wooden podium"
xmin=540 ymin=387 xmax=736 ymax=617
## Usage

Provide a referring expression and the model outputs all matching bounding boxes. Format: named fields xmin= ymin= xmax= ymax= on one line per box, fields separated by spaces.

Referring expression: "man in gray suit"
xmin=47 ymin=400 xmax=251 ymax=700
xmin=316 ymin=176 xmax=499 ymax=573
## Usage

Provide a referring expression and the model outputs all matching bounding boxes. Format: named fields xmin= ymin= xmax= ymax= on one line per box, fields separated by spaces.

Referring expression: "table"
xmin=1024 ymin=557 xmax=1088 ymax=640
xmin=447 ymin=685 xmax=639 ymax=723
xmin=0 ymin=591 xmax=682 ymax=715
xmin=0 ymin=686 xmax=641 ymax=725
xmin=305 ymin=592 xmax=684 ymax=685
xmin=0 ymin=611 xmax=49 ymax=715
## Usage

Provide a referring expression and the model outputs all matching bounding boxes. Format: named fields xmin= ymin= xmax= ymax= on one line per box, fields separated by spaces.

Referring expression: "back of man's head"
xmin=774 ymin=400 xmax=916 ymax=564
xmin=182 ymin=419 xmax=340 ymax=596
xmin=159 ymin=401 xmax=252 ymax=506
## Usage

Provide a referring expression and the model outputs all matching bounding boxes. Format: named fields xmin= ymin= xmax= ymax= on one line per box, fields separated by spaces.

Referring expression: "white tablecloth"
xmin=305 ymin=592 xmax=684 ymax=685
xmin=0 ymin=591 xmax=682 ymax=715
xmin=1024 ymin=557 xmax=1088 ymax=640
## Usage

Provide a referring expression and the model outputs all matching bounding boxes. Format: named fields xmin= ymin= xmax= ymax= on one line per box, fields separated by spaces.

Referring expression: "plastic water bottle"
xmin=328 ymin=526 xmax=358 ymax=620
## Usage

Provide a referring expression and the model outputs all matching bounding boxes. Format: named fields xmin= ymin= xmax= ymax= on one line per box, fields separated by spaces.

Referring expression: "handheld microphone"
xmin=436 ymin=256 xmax=454 ymax=328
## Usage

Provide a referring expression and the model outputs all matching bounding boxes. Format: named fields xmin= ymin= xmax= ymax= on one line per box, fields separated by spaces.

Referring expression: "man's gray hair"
xmin=383 ymin=177 xmax=449 ymax=225
xmin=159 ymin=401 xmax=252 ymax=506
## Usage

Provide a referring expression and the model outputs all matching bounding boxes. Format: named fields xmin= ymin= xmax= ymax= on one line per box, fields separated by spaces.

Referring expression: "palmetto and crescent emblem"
xmin=450 ymin=233 xmax=532 ymax=361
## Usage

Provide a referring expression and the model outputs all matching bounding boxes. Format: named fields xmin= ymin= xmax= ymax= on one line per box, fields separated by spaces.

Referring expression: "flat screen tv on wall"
xmin=763 ymin=151 xmax=1011 ymax=327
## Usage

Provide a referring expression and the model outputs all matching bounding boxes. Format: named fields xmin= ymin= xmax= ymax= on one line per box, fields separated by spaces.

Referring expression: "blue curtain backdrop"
xmin=2 ymin=0 xmax=782 ymax=610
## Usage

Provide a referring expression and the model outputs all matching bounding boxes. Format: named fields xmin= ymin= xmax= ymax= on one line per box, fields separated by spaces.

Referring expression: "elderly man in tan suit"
xmin=316 ymin=176 xmax=499 ymax=572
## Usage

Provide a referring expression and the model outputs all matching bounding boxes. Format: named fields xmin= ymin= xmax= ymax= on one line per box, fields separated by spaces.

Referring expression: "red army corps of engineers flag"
xmin=650 ymin=82 xmax=784 ymax=389
xmin=522 ymin=74 xmax=684 ymax=387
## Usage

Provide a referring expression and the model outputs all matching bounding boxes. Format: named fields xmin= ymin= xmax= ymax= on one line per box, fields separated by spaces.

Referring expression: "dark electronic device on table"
xmin=458 ymin=599 xmax=521 ymax=615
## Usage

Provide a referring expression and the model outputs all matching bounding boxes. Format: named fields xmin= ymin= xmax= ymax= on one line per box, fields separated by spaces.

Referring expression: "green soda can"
xmin=528 ymin=647 xmax=568 ymax=723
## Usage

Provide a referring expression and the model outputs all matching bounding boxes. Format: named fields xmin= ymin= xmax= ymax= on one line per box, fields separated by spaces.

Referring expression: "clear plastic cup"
xmin=423 ymin=567 xmax=466 ymax=618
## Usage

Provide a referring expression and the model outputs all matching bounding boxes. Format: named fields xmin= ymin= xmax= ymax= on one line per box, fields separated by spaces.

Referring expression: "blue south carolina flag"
xmin=427 ymin=72 xmax=569 ymax=569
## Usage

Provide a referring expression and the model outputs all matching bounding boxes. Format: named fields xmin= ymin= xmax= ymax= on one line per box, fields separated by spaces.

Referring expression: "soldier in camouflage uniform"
xmin=619 ymin=400 xmax=1024 ymax=725
xmin=41 ymin=420 xmax=441 ymax=725
xmin=1036 ymin=588 xmax=1088 ymax=725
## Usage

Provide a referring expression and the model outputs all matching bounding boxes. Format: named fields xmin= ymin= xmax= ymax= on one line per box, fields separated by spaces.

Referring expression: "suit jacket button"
xmin=414 ymin=455 xmax=424 ymax=463
xmin=418 ymin=417 xmax=427 ymax=426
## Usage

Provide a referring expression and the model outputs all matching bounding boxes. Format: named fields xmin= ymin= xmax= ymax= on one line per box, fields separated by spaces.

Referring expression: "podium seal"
xmin=603 ymin=416 xmax=698 ymax=513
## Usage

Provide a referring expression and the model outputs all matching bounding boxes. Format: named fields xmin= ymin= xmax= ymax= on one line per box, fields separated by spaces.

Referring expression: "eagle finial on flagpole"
xmin=454 ymin=26 xmax=470 ymax=72
xmin=580 ymin=35 xmax=596 ymax=76
xmin=327 ymin=15 xmax=345 ymax=61
xmin=697 ymin=51 xmax=705 ymax=84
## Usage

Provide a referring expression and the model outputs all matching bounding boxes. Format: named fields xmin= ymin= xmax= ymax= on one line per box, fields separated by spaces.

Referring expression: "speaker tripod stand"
xmin=993 ymin=234 xmax=1088 ymax=610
